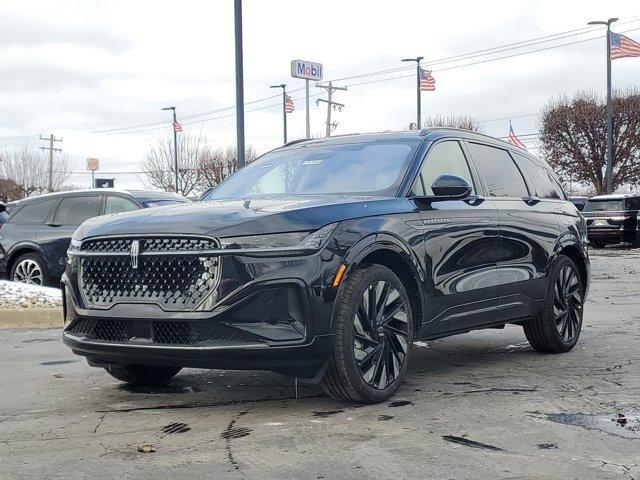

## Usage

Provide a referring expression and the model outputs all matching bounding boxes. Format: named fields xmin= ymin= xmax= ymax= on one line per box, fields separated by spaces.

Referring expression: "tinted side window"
xmin=466 ymin=143 xmax=528 ymax=197
xmin=412 ymin=141 xmax=475 ymax=196
xmin=626 ymin=198 xmax=640 ymax=211
xmin=53 ymin=196 xmax=101 ymax=225
xmin=512 ymin=152 xmax=563 ymax=200
xmin=105 ymin=196 xmax=139 ymax=215
xmin=9 ymin=199 xmax=58 ymax=224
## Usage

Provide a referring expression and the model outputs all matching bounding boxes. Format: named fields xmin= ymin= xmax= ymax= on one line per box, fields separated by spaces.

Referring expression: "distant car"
xmin=569 ymin=196 xmax=589 ymax=212
xmin=582 ymin=194 xmax=640 ymax=248
xmin=0 ymin=189 xmax=189 ymax=285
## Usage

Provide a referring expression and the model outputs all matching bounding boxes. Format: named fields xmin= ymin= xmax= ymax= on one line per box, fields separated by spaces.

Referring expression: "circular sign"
xmin=86 ymin=158 xmax=99 ymax=171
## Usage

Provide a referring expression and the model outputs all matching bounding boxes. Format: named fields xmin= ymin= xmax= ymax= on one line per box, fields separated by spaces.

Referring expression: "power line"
xmin=93 ymin=17 xmax=639 ymax=135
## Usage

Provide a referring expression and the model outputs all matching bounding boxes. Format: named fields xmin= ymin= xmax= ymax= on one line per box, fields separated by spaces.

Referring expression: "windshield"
xmin=205 ymin=141 xmax=418 ymax=200
xmin=583 ymin=200 xmax=624 ymax=212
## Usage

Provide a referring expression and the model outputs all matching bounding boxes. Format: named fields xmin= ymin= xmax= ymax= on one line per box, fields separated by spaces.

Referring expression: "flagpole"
xmin=401 ymin=56 xmax=424 ymax=130
xmin=270 ymin=83 xmax=287 ymax=144
xmin=589 ymin=17 xmax=618 ymax=194
xmin=416 ymin=61 xmax=422 ymax=129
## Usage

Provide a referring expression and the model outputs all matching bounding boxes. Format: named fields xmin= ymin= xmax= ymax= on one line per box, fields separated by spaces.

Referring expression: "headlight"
xmin=220 ymin=223 xmax=338 ymax=252
xmin=66 ymin=238 xmax=82 ymax=257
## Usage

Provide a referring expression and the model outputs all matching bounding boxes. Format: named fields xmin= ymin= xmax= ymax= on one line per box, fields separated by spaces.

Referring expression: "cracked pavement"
xmin=1 ymin=249 xmax=639 ymax=479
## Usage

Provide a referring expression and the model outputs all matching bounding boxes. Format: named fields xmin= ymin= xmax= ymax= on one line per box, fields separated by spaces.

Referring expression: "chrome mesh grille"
xmin=78 ymin=236 xmax=221 ymax=311
xmin=81 ymin=237 xmax=218 ymax=253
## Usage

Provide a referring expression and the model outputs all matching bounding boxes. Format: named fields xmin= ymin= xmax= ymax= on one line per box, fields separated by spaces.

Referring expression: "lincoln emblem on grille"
xmin=130 ymin=240 xmax=140 ymax=269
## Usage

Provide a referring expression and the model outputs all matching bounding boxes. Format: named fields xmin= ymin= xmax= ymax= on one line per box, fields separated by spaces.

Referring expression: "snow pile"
xmin=0 ymin=280 xmax=62 ymax=309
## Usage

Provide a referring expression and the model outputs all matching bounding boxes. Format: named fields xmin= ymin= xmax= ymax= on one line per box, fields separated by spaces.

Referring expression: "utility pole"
xmin=161 ymin=106 xmax=180 ymax=194
xmin=234 ymin=0 xmax=246 ymax=168
xmin=316 ymin=82 xmax=346 ymax=137
xmin=39 ymin=134 xmax=62 ymax=193
xmin=401 ymin=56 xmax=424 ymax=129
xmin=588 ymin=18 xmax=618 ymax=194
xmin=270 ymin=84 xmax=288 ymax=143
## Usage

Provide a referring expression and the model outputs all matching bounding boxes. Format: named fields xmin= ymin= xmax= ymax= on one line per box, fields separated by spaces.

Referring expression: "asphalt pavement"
xmin=1 ymin=248 xmax=639 ymax=479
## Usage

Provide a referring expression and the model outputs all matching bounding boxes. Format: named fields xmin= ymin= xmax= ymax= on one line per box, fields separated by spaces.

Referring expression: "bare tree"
xmin=141 ymin=133 xmax=208 ymax=196
xmin=539 ymin=88 xmax=640 ymax=194
xmin=199 ymin=145 xmax=256 ymax=189
xmin=422 ymin=115 xmax=484 ymax=133
xmin=0 ymin=145 xmax=71 ymax=198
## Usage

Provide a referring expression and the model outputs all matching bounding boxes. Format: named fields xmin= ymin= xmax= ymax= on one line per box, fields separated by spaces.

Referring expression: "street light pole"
xmin=270 ymin=84 xmax=287 ymax=143
xmin=234 ymin=0 xmax=246 ymax=169
xmin=588 ymin=17 xmax=618 ymax=194
xmin=402 ymin=56 xmax=424 ymax=129
xmin=161 ymin=106 xmax=179 ymax=194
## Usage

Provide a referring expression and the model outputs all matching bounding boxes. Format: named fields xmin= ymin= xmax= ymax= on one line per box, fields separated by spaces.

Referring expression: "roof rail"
xmin=282 ymin=138 xmax=310 ymax=147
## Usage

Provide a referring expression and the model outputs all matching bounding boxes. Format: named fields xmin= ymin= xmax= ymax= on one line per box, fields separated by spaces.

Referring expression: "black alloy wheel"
xmin=352 ymin=280 xmax=410 ymax=389
xmin=553 ymin=265 xmax=582 ymax=343
xmin=322 ymin=264 xmax=414 ymax=403
xmin=524 ymin=255 xmax=584 ymax=353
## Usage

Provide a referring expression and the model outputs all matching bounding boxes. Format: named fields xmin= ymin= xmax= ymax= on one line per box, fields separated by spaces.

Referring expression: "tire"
xmin=10 ymin=252 xmax=51 ymax=286
xmin=590 ymin=241 xmax=606 ymax=249
xmin=523 ymin=255 xmax=584 ymax=353
xmin=321 ymin=264 xmax=414 ymax=403
xmin=104 ymin=365 xmax=182 ymax=386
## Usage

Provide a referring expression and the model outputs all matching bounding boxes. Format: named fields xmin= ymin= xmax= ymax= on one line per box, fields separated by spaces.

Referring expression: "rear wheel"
xmin=10 ymin=253 xmax=50 ymax=286
xmin=524 ymin=255 xmax=584 ymax=353
xmin=104 ymin=365 xmax=181 ymax=386
xmin=321 ymin=264 xmax=413 ymax=403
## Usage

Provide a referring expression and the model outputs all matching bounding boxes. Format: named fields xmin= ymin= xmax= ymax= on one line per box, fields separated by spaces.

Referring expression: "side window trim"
xmin=506 ymin=150 xmax=535 ymax=198
xmin=408 ymin=139 xmax=479 ymax=197
xmin=464 ymin=141 xmax=531 ymax=199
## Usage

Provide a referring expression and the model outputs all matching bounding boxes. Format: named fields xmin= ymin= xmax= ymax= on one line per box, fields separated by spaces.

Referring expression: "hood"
xmin=75 ymin=195 xmax=416 ymax=239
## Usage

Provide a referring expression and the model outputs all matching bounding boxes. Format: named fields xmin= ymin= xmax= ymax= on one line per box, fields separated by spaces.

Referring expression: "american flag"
xmin=419 ymin=67 xmax=435 ymax=91
xmin=285 ymin=94 xmax=295 ymax=113
xmin=507 ymin=122 xmax=526 ymax=149
xmin=173 ymin=121 xmax=183 ymax=133
xmin=610 ymin=32 xmax=640 ymax=60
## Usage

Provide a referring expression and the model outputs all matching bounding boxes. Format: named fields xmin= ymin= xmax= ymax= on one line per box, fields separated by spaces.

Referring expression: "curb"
xmin=0 ymin=308 xmax=63 ymax=329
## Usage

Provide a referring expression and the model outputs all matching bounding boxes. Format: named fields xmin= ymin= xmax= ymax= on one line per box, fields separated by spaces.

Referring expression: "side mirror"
xmin=430 ymin=175 xmax=472 ymax=199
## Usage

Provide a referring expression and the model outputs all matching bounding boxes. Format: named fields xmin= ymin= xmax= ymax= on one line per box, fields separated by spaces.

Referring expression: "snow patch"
xmin=0 ymin=280 xmax=62 ymax=309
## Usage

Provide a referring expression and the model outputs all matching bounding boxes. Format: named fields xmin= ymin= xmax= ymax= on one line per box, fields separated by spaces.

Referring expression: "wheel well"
xmin=558 ymin=245 xmax=587 ymax=290
xmin=6 ymin=247 xmax=37 ymax=275
xmin=358 ymin=249 xmax=423 ymax=333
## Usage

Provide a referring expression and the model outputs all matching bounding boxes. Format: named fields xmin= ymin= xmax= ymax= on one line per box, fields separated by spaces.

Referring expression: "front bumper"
xmin=62 ymin=243 xmax=344 ymax=380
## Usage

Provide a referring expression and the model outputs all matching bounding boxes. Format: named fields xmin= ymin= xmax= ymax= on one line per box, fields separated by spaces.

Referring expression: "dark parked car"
xmin=62 ymin=129 xmax=589 ymax=403
xmin=568 ymin=196 xmax=589 ymax=212
xmin=0 ymin=189 xmax=188 ymax=285
xmin=582 ymin=194 xmax=640 ymax=248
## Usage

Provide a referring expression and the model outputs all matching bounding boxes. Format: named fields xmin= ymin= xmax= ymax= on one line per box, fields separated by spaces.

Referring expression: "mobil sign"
xmin=291 ymin=59 xmax=323 ymax=81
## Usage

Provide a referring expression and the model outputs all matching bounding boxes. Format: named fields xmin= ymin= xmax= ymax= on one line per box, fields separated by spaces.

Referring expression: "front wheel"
xmin=104 ymin=365 xmax=181 ymax=386
xmin=524 ymin=255 xmax=584 ymax=353
xmin=321 ymin=264 xmax=413 ymax=403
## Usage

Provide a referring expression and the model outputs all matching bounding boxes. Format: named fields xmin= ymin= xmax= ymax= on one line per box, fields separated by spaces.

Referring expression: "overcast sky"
xmin=0 ymin=0 xmax=639 ymax=191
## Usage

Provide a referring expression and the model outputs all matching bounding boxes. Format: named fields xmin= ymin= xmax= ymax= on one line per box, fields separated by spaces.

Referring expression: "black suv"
xmin=582 ymin=194 xmax=640 ymax=248
xmin=62 ymin=129 xmax=589 ymax=403
xmin=0 ymin=189 xmax=188 ymax=285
